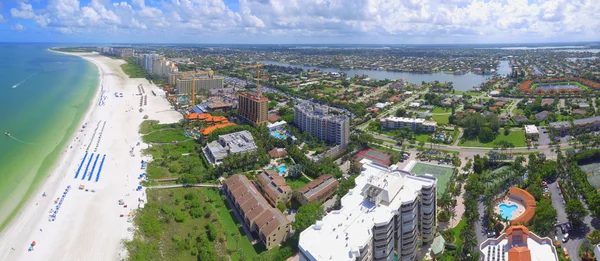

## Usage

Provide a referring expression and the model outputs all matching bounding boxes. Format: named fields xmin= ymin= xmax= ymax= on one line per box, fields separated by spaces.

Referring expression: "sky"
xmin=0 ymin=0 xmax=599 ymax=44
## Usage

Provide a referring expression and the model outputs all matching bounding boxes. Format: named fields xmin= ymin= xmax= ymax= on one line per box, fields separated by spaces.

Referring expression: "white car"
xmin=562 ymin=233 xmax=569 ymax=243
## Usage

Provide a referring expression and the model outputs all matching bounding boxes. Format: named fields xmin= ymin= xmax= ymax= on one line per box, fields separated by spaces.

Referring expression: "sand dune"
xmin=0 ymin=52 xmax=181 ymax=261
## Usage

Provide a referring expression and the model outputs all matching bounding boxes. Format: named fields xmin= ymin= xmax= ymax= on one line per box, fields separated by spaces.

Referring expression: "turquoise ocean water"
xmin=0 ymin=44 xmax=98 ymax=229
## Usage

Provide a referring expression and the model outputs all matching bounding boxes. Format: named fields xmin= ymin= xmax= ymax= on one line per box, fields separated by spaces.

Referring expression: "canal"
xmin=261 ymin=61 xmax=497 ymax=91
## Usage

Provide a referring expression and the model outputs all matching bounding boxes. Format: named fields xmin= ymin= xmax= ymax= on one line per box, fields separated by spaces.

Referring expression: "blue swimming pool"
xmin=269 ymin=165 xmax=288 ymax=174
xmin=499 ymin=203 xmax=518 ymax=220
xmin=271 ymin=131 xmax=287 ymax=139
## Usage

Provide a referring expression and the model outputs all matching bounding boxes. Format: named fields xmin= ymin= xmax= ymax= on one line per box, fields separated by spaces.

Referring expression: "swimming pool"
xmin=269 ymin=165 xmax=287 ymax=174
xmin=271 ymin=131 xmax=287 ymax=139
xmin=499 ymin=203 xmax=518 ymax=220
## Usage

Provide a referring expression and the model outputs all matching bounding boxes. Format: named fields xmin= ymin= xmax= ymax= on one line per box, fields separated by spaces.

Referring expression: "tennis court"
xmin=409 ymin=162 xmax=454 ymax=196
xmin=580 ymin=162 xmax=600 ymax=191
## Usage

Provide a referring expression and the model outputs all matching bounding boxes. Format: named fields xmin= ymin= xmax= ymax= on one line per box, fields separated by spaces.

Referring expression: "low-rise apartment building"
xmin=380 ymin=117 xmax=437 ymax=133
xmin=202 ymin=131 xmax=257 ymax=165
xmin=294 ymin=102 xmax=350 ymax=147
xmin=299 ymin=159 xmax=437 ymax=261
xmin=549 ymin=116 xmax=600 ymax=136
xmin=223 ymin=175 xmax=291 ymax=249
xmin=297 ymin=175 xmax=339 ymax=205
xmin=257 ymin=170 xmax=292 ymax=207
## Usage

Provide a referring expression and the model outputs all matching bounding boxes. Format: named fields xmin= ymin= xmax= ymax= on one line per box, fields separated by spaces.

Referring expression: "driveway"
xmin=550 ymin=179 xmax=600 ymax=261
xmin=549 ymin=181 xmax=568 ymax=224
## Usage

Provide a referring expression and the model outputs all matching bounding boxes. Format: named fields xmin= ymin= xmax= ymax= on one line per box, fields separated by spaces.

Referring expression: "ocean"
xmin=0 ymin=44 xmax=99 ymax=229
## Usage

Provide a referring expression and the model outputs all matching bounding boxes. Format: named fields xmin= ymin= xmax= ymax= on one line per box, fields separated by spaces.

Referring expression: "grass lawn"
xmin=409 ymin=162 xmax=454 ymax=196
xmin=512 ymin=108 xmax=524 ymax=115
xmin=286 ymin=175 xmax=311 ymax=190
xmin=458 ymin=130 xmax=527 ymax=148
xmin=128 ymin=188 xmax=259 ymax=261
xmin=432 ymin=115 xmax=449 ymax=124
xmin=416 ymin=134 xmax=431 ymax=143
xmin=323 ymin=87 xmax=339 ymax=94
xmin=431 ymin=107 xmax=452 ymax=113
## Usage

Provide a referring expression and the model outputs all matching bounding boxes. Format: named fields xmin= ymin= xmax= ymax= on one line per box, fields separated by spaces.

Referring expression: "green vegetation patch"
xmin=121 ymin=57 xmax=147 ymax=78
xmin=459 ymin=130 xmax=526 ymax=148
xmin=139 ymin=120 xmax=180 ymax=135
xmin=142 ymin=129 xmax=189 ymax=143
xmin=51 ymin=47 xmax=97 ymax=53
xmin=415 ymin=134 xmax=431 ymax=143
xmin=286 ymin=175 xmax=311 ymax=190
xmin=323 ymin=87 xmax=339 ymax=94
xmin=431 ymin=107 xmax=452 ymax=113
xmin=432 ymin=115 xmax=449 ymax=124
xmin=409 ymin=162 xmax=454 ymax=196
xmin=127 ymin=188 xmax=258 ymax=261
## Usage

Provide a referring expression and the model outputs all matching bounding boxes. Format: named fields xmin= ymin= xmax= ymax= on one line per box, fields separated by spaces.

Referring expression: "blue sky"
xmin=1 ymin=0 xmax=599 ymax=44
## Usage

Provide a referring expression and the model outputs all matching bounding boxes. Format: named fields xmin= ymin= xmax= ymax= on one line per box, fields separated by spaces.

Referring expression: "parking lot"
xmin=537 ymin=126 xmax=551 ymax=146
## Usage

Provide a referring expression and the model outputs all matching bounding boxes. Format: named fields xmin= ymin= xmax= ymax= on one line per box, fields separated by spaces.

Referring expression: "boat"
xmin=4 ymin=132 xmax=9 ymax=136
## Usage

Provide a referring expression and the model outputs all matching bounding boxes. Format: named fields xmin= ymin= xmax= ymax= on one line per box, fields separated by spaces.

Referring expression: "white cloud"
xmin=4 ymin=0 xmax=600 ymax=42
xmin=10 ymin=23 xmax=25 ymax=31
xmin=11 ymin=3 xmax=36 ymax=19
xmin=0 ymin=15 xmax=6 ymax=23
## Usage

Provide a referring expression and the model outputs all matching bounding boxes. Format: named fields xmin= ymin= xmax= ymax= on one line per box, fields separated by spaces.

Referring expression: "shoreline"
xmin=0 ymin=50 xmax=181 ymax=260
xmin=0 ymin=49 xmax=102 ymax=231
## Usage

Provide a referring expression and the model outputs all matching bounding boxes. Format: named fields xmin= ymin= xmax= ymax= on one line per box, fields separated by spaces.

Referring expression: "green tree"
xmin=395 ymin=108 xmax=407 ymax=117
xmin=531 ymin=198 xmax=557 ymax=236
xmin=565 ymin=200 xmax=589 ymax=226
xmin=277 ymin=202 xmax=287 ymax=212
xmin=293 ymin=202 xmax=326 ymax=233
xmin=205 ymin=223 xmax=218 ymax=242
xmin=478 ymin=127 xmax=495 ymax=143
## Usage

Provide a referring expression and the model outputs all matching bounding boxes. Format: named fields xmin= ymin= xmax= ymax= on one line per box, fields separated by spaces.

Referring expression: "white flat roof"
xmin=525 ymin=125 xmax=539 ymax=134
xmin=382 ymin=117 xmax=437 ymax=126
xmin=299 ymin=159 xmax=436 ymax=261
xmin=480 ymin=237 xmax=558 ymax=261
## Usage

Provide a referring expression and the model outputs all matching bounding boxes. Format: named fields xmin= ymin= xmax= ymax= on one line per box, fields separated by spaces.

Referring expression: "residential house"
xmin=535 ymin=111 xmax=549 ymax=121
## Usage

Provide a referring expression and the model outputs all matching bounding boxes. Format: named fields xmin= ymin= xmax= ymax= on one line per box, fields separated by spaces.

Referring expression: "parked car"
xmin=487 ymin=231 xmax=497 ymax=238
xmin=560 ymin=224 xmax=567 ymax=234
xmin=562 ymin=233 xmax=569 ymax=243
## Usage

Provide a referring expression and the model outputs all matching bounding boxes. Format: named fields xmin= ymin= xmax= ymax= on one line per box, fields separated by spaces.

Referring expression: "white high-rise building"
xmin=299 ymin=159 xmax=437 ymax=261
xmin=294 ymin=102 xmax=350 ymax=147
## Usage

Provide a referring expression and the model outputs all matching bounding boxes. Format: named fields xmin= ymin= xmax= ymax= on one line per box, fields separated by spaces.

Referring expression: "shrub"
xmin=174 ymin=211 xmax=186 ymax=223
xmin=190 ymin=208 xmax=204 ymax=218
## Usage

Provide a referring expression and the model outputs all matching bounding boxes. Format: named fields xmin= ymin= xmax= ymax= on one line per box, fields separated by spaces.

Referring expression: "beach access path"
xmin=0 ymin=52 xmax=181 ymax=261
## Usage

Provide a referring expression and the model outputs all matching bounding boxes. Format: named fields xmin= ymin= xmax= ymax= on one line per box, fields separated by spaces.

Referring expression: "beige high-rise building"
xmin=175 ymin=76 xmax=224 ymax=94
xmin=238 ymin=91 xmax=268 ymax=126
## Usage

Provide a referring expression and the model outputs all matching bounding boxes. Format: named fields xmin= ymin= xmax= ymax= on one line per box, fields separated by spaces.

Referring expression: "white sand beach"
xmin=0 ymin=52 xmax=181 ymax=261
